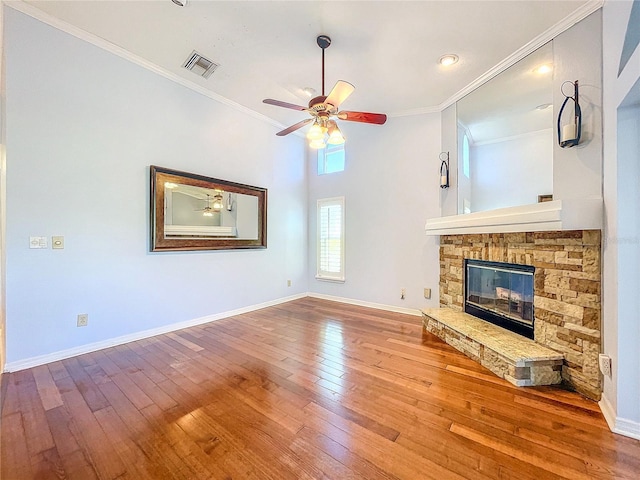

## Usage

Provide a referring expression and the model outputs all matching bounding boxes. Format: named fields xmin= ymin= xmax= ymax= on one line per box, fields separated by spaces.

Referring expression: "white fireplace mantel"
xmin=425 ymin=197 xmax=603 ymax=236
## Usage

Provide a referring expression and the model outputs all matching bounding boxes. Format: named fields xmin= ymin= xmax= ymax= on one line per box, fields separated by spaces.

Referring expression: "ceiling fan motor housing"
xmin=309 ymin=95 xmax=334 ymax=112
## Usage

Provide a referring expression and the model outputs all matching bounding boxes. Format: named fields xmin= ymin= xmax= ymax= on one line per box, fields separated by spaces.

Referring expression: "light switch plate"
xmin=29 ymin=236 xmax=47 ymax=249
xmin=52 ymin=236 xmax=64 ymax=249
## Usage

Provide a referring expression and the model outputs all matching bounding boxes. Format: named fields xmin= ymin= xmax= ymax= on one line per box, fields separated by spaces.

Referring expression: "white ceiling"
xmin=22 ymin=0 xmax=592 ymax=131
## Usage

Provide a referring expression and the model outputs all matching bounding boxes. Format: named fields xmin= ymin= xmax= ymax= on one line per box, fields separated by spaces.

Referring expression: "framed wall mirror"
xmin=457 ymin=41 xmax=554 ymax=214
xmin=150 ymin=166 xmax=267 ymax=251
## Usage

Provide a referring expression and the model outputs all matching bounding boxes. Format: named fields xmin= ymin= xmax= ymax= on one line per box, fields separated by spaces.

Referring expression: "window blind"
xmin=317 ymin=197 xmax=345 ymax=281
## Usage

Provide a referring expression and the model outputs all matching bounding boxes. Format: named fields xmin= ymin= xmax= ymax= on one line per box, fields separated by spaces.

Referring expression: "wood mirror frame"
xmin=150 ymin=165 xmax=267 ymax=251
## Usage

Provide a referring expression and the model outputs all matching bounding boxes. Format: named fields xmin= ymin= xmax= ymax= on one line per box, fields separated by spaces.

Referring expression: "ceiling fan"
xmin=194 ymin=193 xmax=224 ymax=216
xmin=263 ymin=35 xmax=387 ymax=148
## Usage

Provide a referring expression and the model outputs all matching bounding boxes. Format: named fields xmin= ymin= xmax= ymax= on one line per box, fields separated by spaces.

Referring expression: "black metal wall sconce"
xmin=439 ymin=152 xmax=449 ymax=188
xmin=557 ymin=80 xmax=582 ymax=148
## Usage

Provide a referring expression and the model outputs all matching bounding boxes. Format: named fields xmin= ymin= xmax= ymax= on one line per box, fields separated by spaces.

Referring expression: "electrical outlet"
xmin=287 ymin=279 xmax=292 ymax=287
xmin=598 ymin=354 xmax=611 ymax=377
xmin=424 ymin=288 xmax=431 ymax=299
xmin=401 ymin=288 xmax=406 ymax=300
xmin=77 ymin=314 xmax=88 ymax=327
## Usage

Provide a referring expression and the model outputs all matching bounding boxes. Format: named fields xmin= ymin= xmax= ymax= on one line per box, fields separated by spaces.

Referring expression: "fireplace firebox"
xmin=464 ymin=259 xmax=535 ymax=339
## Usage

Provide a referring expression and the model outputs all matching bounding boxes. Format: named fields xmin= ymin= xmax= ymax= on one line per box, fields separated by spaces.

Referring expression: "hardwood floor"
xmin=1 ymin=297 xmax=638 ymax=479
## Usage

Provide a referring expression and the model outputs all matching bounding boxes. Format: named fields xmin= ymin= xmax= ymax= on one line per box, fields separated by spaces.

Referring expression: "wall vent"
xmin=182 ymin=51 xmax=219 ymax=79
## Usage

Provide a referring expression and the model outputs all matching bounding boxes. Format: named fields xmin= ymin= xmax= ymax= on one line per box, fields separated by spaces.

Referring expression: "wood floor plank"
xmin=44 ymin=405 xmax=99 ymax=480
xmin=303 ymin=401 xmax=467 ymax=480
xmin=450 ymin=422 xmax=593 ymax=479
xmin=62 ymin=356 xmax=110 ymax=413
xmin=53 ymin=375 xmax=128 ymax=480
xmin=1 ymin=412 xmax=34 ymax=479
xmin=14 ymin=370 xmax=57 ymax=457
xmin=31 ymin=365 xmax=64 ymax=411
xmin=2 ymin=297 xmax=639 ymax=479
xmin=292 ymin=426 xmax=396 ymax=480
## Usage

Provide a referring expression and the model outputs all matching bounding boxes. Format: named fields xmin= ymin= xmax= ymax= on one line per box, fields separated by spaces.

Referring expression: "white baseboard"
xmin=4 ymin=292 xmax=307 ymax=372
xmin=307 ymin=292 xmax=423 ymax=317
xmin=600 ymin=394 xmax=618 ymax=430
xmin=14 ymin=292 xmax=640 ymax=440
xmin=599 ymin=394 xmax=640 ymax=441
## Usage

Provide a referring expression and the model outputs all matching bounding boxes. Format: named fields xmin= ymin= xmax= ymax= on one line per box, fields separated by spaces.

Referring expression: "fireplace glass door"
xmin=465 ymin=260 xmax=534 ymax=338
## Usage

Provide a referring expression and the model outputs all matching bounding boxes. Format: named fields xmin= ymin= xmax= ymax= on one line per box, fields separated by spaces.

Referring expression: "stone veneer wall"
xmin=440 ymin=230 xmax=601 ymax=400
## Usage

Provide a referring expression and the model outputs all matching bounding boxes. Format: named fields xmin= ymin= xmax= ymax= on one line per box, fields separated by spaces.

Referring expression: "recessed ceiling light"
xmin=439 ymin=54 xmax=459 ymax=66
xmin=171 ymin=0 xmax=187 ymax=6
xmin=533 ymin=64 xmax=553 ymax=75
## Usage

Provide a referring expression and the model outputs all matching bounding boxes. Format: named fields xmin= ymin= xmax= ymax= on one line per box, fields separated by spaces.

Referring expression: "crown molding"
xmin=472 ymin=127 xmax=552 ymax=147
xmin=434 ymin=0 xmax=604 ymax=113
xmin=5 ymin=0 xmax=603 ymax=123
xmin=3 ymin=0 xmax=294 ymax=134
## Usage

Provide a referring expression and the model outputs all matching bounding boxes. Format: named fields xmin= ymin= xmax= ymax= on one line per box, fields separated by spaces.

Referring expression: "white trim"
xmin=3 ymin=292 xmax=423 ymax=372
xmin=0 ymin=3 xmax=6 ymax=373
xmin=3 ymin=1 xmax=294 ymax=135
xmin=615 ymin=417 xmax=640 ymax=440
xmin=599 ymin=394 xmax=640 ymax=440
xmin=599 ymin=393 xmax=618 ymax=431
xmin=308 ymin=292 xmax=422 ymax=317
xmin=436 ymin=0 xmax=604 ymax=112
xmin=3 ymin=293 xmax=307 ymax=372
xmin=3 ymin=1 xmax=603 ymax=122
xmin=315 ymin=275 xmax=345 ymax=283
xmin=164 ymin=225 xmax=237 ymax=237
xmin=424 ymin=198 xmax=603 ymax=235
xmin=472 ymin=128 xmax=553 ymax=147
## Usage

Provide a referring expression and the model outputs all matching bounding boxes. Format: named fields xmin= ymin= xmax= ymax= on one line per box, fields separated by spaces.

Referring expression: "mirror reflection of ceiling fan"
xmin=194 ymin=193 xmax=224 ymax=216
xmin=263 ymin=35 xmax=387 ymax=149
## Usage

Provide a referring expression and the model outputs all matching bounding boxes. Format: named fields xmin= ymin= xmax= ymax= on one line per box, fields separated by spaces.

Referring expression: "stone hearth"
xmin=422 ymin=308 xmax=564 ymax=386
xmin=438 ymin=230 xmax=601 ymax=400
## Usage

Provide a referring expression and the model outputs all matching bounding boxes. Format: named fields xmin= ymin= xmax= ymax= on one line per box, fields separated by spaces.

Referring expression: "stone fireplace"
xmin=438 ymin=230 xmax=601 ymax=400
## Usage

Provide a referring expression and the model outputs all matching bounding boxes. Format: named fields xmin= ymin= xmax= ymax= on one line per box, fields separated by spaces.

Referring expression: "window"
xmin=317 ymin=144 xmax=345 ymax=175
xmin=462 ymin=133 xmax=470 ymax=178
xmin=316 ymin=197 xmax=345 ymax=282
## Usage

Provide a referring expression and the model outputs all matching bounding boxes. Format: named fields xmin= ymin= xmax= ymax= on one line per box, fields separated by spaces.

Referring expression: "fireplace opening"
xmin=464 ymin=259 xmax=534 ymax=339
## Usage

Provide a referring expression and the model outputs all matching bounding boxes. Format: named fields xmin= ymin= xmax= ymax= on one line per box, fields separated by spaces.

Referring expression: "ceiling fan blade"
xmin=276 ymin=118 xmax=313 ymax=136
xmin=263 ymin=99 xmax=308 ymax=111
xmin=325 ymin=81 xmax=355 ymax=109
xmin=337 ymin=111 xmax=387 ymax=125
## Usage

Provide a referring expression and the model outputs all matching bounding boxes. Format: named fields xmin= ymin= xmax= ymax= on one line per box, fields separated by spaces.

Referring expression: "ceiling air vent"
xmin=182 ymin=51 xmax=219 ymax=79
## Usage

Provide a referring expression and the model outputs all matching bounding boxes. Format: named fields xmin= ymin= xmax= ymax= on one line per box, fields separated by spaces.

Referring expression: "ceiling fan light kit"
xmin=263 ymin=35 xmax=387 ymax=149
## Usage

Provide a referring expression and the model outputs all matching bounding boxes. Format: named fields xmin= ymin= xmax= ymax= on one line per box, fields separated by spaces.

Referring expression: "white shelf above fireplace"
xmin=425 ymin=197 xmax=603 ymax=236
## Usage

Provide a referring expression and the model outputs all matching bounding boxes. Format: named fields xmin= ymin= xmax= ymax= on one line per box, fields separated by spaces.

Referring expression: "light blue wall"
xmin=4 ymin=8 xmax=308 ymax=365
xmin=307 ymin=114 xmax=442 ymax=311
